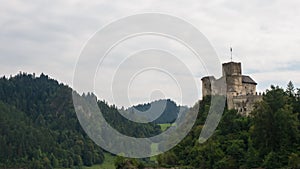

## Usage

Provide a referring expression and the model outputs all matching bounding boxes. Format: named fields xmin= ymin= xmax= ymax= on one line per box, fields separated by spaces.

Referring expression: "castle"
xmin=201 ymin=61 xmax=262 ymax=116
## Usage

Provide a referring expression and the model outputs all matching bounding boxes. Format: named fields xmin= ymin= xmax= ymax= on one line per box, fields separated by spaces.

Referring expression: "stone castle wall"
xmin=232 ymin=95 xmax=263 ymax=116
xmin=201 ymin=61 xmax=262 ymax=116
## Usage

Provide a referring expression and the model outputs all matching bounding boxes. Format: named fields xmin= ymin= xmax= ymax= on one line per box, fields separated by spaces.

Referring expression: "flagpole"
xmin=230 ymin=47 xmax=233 ymax=62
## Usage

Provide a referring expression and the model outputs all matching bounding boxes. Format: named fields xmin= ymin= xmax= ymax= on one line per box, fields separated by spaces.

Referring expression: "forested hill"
xmin=127 ymin=99 xmax=188 ymax=124
xmin=1 ymin=72 xmax=300 ymax=169
xmin=156 ymin=84 xmax=300 ymax=169
xmin=0 ymin=73 xmax=161 ymax=168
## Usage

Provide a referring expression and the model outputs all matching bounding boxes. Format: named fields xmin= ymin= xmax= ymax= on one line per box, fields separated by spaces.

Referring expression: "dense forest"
xmin=155 ymin=83 xmax=300 ymax=169
xmin=0 ymin=73 xmax=160 ymax=168
xmin=0 ymin=73 xmax=300 ymax=169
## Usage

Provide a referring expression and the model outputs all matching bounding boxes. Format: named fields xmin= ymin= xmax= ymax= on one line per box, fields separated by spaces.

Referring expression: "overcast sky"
xmin=1 ymin=0 xmax=300 ymax=107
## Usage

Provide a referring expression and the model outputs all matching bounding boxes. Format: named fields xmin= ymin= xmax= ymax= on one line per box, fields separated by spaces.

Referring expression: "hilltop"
xmin=0 ymin=73 xmax=161 ymax=168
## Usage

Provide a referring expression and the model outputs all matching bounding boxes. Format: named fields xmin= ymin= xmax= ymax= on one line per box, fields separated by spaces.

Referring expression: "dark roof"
xmin=222 ymin=61 xmax=241 ymax=65
xmin=201 ymin=76 xmax=216 ymax=80
xmin=242 ymin=75 xmax=257 ymax=85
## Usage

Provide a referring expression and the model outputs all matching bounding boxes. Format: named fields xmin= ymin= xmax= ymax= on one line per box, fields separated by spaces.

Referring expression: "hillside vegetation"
xmin=156 ymin=83 xmax=300 ymax=169
xmin=0 ymin=73 xmax=160 ymax=168
xmin=0 ymin=73 xmax=299 ymax=169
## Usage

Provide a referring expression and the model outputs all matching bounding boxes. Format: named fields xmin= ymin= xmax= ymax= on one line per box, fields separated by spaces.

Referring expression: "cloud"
xmin=0 ymin=0 xmax=299 ymax=106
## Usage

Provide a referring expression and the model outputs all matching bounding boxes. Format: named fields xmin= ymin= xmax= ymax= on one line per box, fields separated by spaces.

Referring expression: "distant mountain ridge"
xmin=126 ymin=99 xmax=188 ymax=124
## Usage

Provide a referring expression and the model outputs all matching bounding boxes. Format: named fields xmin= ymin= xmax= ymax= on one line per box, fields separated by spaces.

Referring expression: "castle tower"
xmin=222 ymin=62 xmax=243 ymax=93
xmin=222 ymin=62 xmax=243 ymax=109
xmin=222 ymin=62 xmax=242 ymax=76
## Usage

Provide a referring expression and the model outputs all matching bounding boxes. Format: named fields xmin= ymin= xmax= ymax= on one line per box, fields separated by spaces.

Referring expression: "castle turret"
xmin=201 ymin=76 xmax=215 ymax=97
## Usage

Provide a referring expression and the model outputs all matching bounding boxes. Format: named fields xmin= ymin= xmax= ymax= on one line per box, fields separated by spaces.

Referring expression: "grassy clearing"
xmin=158 ymin=123 xmax=176 ymax=131
xmin=150 ymin=123 xmax=176 ymax=163
xmin=150 ymin=143 xmax=159 ymax=162
xmin=158 ymin=123 xmax=171 ymax=131
xmin=83 ymin=164 xmax=102 ymax=169
xmin=84 ymin=153 xmax=116 ymax=169
xmin=85 ymin=124 xmax=174 ymax=169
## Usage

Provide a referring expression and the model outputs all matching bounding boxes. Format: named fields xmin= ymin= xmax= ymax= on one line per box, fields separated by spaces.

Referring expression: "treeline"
xmin=0 ymin=73 xmax=161 ymax=168
xmin=157 ymin=82 xmax=300 ymax=169
xmin=1 ymin=72 xmax=300 ymax=168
